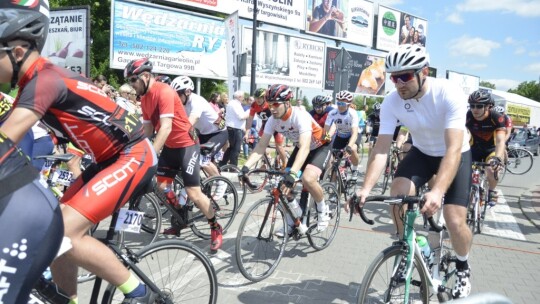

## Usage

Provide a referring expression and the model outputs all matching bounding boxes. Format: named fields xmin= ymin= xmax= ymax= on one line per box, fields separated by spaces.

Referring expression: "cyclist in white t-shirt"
xmin=352 ymin=44 xmax=473 ymax=299
xmin=324 ymin=90 xmax=360 ymax=181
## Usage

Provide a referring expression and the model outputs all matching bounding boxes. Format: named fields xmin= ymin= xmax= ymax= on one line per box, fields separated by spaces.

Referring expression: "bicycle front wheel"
xmin=307 ymin=182 xmax=340 ymax=250
xmin=235 ymin=198 xmax=287 ymax=282
xmin=102 ymin=240 xmax=218 ymax=304
xmin=506 ymin=148 xmax=533 ymax=175
xmin=380 ymin=159 xmax=391 ymax=195
xmin=358 ymin=245 xmax=430 ymax=304
xmin=220 ymin=164 xmax=247 ymax=209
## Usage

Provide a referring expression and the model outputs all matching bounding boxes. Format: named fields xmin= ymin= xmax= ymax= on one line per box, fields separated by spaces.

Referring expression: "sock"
xmin=68 ymin=298 xmax=78 ymax=304
xmin=455 ymin=254 xmax=469 ymax=271
xmin=208 ymin=216 xmax=219 ymax=229
xmin=118 ymin=273 xmax=143 ymax=296
xmin=316 ymin=200 xmax=326 ymax=213
xmin=351 ymin=165 xmax=358 ymax=171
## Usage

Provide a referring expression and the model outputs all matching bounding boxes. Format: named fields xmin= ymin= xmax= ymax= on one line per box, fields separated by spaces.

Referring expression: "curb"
xmin=517 ymin=186 xmax=540 ymax=230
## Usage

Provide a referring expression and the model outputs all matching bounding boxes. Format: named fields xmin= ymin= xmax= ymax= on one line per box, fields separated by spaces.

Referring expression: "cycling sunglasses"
xmin=469 ymin=104 xmax=485 ymax=109
xmin=269 ymin=101 xmax=285 ymax=108
xmin=336 ymin=101 xmax=349 ymax=107
xmin=390 ymin=69 xmax=422 ymax=84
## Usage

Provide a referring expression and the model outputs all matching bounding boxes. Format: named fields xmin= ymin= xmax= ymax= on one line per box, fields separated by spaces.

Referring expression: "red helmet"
xmin=124 ymin=58 xmax=153 ymax=78
xmin=265 ymin=84 xmax=292 ymax=102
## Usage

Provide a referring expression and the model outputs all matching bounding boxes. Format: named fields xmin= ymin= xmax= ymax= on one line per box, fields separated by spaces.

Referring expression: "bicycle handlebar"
xmin=472 ymin=161 xmax=499 ymax=181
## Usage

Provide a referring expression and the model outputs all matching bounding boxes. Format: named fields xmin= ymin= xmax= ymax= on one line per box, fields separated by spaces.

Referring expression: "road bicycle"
xmin=467 ymin=162 xmax=497 ymax=234
xmin=380 ymin=142 xmax=402 ymax=195
xmin=235 ymin=169 xmax=340 ymax=282
xmin=30 ymin=202 xmax=218 ymax=304
xmin=323 ymin=148 xmax=359 ymax=202
xmin=350 ymin=195 xmax=461 ymax=304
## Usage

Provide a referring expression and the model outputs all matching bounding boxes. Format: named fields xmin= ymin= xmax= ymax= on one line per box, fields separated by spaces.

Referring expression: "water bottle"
xmin=164 ymin=186 xmax=179 ymax=207
xmin=287 ymin=197 xmax=308 ymax=234
xmin=416 ymin=235 xmax=434 ymax=267
xmin=178 ymin=188 xmax=188 ymax=207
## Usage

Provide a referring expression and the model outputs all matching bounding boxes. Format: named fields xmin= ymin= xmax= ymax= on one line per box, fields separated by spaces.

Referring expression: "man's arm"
xmin=290 ymin=132 xmax=312 ymax=174
xmin=0 ymin=107 xmax=41 ymax=144
xmin=152 ymin=117 xmax=172 ymax=153
xmin=188 ymin=113 xmax=199 ymax=127
xmin=244 ymin=115 xmax=255 ymax=138
xmin=143 ymin=123 xmax=154 ymax=139
xmin=348 ymin=126 xmax=358 ymax=149
xmin=494 ymin=130 xmax=506 ymax=160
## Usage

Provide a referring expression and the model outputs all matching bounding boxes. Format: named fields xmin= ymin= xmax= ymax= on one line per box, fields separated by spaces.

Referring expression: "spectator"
xmin=93 ymin=74 xmax=107 ymax=88
xmin=117 ymin=84 xmax=138 ymax=114
xmin=220 ymin=91 xmax=248 ymax=166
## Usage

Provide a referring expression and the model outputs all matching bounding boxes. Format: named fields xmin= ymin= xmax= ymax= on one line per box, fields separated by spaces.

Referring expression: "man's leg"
xmin=389 ymin=177 xmax=417 ymax=237
xmin=185 ymin=186 xmax=222 ymax=251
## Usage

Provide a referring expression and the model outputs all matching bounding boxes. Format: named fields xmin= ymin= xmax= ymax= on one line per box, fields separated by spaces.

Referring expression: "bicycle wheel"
xmin=506 ymin=148 xmax=533 ymax=175
xmin=191 ymin=175 xmax=238 ymax=239
xmin=120 ymin=193 xmax=162 ymax=248
xmin=307 ymin=182 xmax=340 ymax=250
xmin=102 ymin=240 xmax=218 ymax=304
xmin=357 ymin=245 xmax=430 ymax=304
xmin=477 ymin=183 xmax=490 ymax=234
xmin=466 ymin=187 xmax=478 ymax=234
xmin=220 ymin=164 xmax=247 ymax=209
xmin=380 ymin=158 xmax=391 ymax=195
xmin=235 ymin=198 xmax=287 ymax=282
xmin=247 ymin=156 xmax=271 ymax=193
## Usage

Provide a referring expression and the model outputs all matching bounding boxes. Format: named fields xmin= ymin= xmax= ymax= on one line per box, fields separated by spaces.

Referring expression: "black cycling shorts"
xmin=394 ymin=146 xmax=472 ymax=207
xmin=470 ymin=147 xmax=496 ymax=162
xmin=0 ymin=179 xmax=64 ymax=304
xmin=333 ymin=136 xmax=351 ymax=150
xmin=199 ymin=130 xmax=228 ymax=159
xmin=286 ymin=143 xmax=331 ymax=174
xmin=158 ymin=143 xmax=201 ymax=187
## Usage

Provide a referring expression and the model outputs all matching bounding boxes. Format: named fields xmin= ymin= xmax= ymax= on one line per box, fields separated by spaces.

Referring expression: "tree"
xmin=480 ymin=81 xmax=496 ymax=89
xmin=508 ymin=81 xmax=540 ymax=102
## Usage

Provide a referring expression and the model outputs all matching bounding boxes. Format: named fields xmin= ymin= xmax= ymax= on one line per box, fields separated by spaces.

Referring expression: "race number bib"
xmin=51 ymin=169 xmax=73 ymax=187
xmin=115 ymin=208 xmax=144 ymax=233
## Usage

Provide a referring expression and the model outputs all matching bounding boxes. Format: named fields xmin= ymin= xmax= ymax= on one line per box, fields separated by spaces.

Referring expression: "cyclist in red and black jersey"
xmin=0 ymin=2 xmax=157 ymax=303
xmin=466 ymin=90 xmax=506 ymax=207
xmin=309 ymin=95 xmax=334 ymax=127
xmin=244 ymin=87 xmax=288 ymax=168
xmin=493 ymin=105 xmax=513 ymax=142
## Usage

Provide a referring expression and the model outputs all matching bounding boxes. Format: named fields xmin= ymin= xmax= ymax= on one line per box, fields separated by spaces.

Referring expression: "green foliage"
xmin=480 ymin=81 xmax=496 ymax=89
xmin=508 ymin=81 xmax=540 ymax=102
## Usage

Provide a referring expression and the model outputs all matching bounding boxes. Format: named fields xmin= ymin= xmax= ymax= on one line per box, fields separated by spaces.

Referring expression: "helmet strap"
xmin=5 ymin=43 xmax=35 ymax=89
xmin=411 ymin=72 xmax=426 ymax=100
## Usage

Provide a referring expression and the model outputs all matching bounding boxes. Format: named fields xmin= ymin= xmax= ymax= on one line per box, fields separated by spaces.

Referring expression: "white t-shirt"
xmin=184 ymin=93 xmax=221 ymax=135
xmin=379 ymin=78 xmax=470 ymax=157
xmin=325 ymin=107 xmax=359 ymax=138
xmin=225 ymin=98 xmax=248 ymax=130
xmin=264 ymin=107 xmax=325 ymax=150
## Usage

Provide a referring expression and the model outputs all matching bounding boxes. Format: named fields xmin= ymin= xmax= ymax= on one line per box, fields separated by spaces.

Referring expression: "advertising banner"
xmin=225 ymin=11 xmax=240 ymax=100
xmin=446 ymin=70 xmax=480 ymax=96
xmin=305 ymin=0 xmax=374 ymax=47
xmin=376 ymin=5 xmax=427 ymax=52
xmin=507 ymin=104 xmax=531 ymax=125
xmin=164 ymin=0 xmax=306 ymax=30
xmin=325 ymin=47 xmax=385 ymax=96
xmin=242 ymin=27 xmax=326 ymax=89
xmin=43 ymin=6 xmax=90 ymax=77
xmin=110 ymin=0 xmax=227 ymax=79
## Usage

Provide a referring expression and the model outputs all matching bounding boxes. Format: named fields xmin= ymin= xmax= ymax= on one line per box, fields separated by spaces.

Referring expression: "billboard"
xmin=325 ymin=47 xmax=385 ymax=96
xmin=163 ymin=0 xmax=306 ymax=30
xmin=242 ymin=27 xmax=326 ymax=89
xmin=376 ymin=5 xmax=427 ymax=52
xmin=43 ymin=6 xmax=90 ymax=77
xmin=110 ymin=0 xmax=227 ymax=79
xmin=305 ymin=0 xmax=374 ymax=47
xmin=446 ymin=70 xmax=480 ymax=96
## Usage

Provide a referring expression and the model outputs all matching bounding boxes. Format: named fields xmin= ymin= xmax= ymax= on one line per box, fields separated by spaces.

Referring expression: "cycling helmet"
xmin=312 ymin=95 xmax=327 ymax=107
xmin=266 ymin=84 xmax=292 ymax=102
xmin=373 ymin=102 xmax=381 ymax=111
xmin=254 ymin=88 xmax=266 ymax=98
xmin=124 ymin=58 xmax=153 ymax=78
xmin=385 ymin=44 xmax=430 ymax=73
xmin=155 ymin=75 xmax=172 ymax=85
xmin=170 ymin=76 xmax=195 ymax=92
xmin=0 ymin=0 xmax=50 ymax=53
xmin=468 ymin=90 xmax=493 ymax=105
xmin=493 ymin=106 xmax=505 ymax=113
xmin=324 ymin=94 xmax=333 ymax=103
xmin=336 ymin=90 xmax=354 ymax=102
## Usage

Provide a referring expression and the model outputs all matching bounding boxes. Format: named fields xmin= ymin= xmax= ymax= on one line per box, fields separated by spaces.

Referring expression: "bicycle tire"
xmin=246 ymin=155 xmax=270 ymax=193
xmin=466 ymin=186 xmax=478 ymax=234
xmin=235 ymin=197 xmax=287 ymax=282
xmin=307 ymin=182 xmax=340 ymax=250
xmin=477 ymin=181 xmax=489 ymax=234
xmin=357 ymin=245 xmax=430 ymax=304
xmin=506 ymin=148 xmax=533 ymax=175
xmin=102 ymin=240 xmax=218 ymax=304
xmin=497 ymin=163 xmax=507 ymax=183
xmin=220 ymin=164 xmax=247 ymax=210
xmin=120 ymin=193 xmax=162 ymax=248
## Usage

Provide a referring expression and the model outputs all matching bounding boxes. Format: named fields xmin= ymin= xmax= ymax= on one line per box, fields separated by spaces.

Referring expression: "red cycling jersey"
xmin=249 ymin=101 xmax=284 ymax=144
xmin=141 ymin=82 xmax=195 ymax=148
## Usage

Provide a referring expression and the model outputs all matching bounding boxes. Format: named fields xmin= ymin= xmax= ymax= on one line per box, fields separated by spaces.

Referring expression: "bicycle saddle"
xmin=34 ymin=153 xmax=75 ymax=162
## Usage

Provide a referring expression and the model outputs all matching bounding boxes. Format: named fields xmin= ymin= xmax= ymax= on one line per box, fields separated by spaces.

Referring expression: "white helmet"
xmin=493 ymin=106 xmax=505 ymax=113
xmin=171 ymin=76 xmax=194 ymax=92
xmin=385 ymin=44 xmax=430 ymax=73
xmin=336 ymin=90 xmax=353 ymax=102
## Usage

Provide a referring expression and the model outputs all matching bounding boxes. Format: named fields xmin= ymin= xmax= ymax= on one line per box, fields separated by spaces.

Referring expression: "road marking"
xmin=481 ymin=190 xmax=527 ymax=241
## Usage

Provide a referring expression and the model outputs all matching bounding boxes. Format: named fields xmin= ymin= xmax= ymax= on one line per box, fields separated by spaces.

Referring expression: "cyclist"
xmin=356 ymin=103 xmax=367 ymax=150
xmin=309 ymin=95 xmax=334 ymax=128
xmin=466 ymin=91 xmax=506 ymax=207
xmin=353 ymin=44 xmax=473 ymax=299
xmin=240 ymin=84 xmax=332 ymax=235
xmin=244 ymin=87 xmax=288 ymax=169
xmin=170 ymin=75 xmax=228 ymax=197
xmin=366 ymin=102 xmax=381 ymax=156
xmin=324 ymin=90 xmax=361 ymax=181
xmin=125 ymin=59 xmax=223 ymax=248
xmin=0 ymin=2 xmax=158 ymax=303
xmin=493 ymin=105 xmax=513 ymax=142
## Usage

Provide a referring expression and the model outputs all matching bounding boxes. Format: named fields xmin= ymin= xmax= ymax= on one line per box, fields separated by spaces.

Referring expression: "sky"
xmin=374 ymin=0 xmax=540 ymax=91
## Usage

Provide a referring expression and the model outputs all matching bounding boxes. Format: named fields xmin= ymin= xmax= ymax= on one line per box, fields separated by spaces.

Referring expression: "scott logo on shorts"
xmin=91 ymin=157 xmax=141 ymax=196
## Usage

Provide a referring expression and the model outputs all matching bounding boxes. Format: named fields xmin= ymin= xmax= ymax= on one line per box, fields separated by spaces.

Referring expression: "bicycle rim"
xmin=247 ymin=157 xmax=270 ymax=193
xmin=102 ymin=240 xmax=217 ymax=304
xmin=235 ymin=198 xmax=287 ymax=282
xmin=219 ymin=164 xmax=247 ymax=209
xmin=192 ymin=176 xmax=238 ymax=239
xmin=307 ymin=182 xmax=340 ymax=250
xmin=358 ymin=245 xmax=430 ymax=304
xmin=506 ymin=148 xmax=533 ymax=175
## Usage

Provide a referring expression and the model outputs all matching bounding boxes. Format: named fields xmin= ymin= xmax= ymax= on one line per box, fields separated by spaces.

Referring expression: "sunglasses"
xmin=469 ymin=104 xmax=485 ymax=109
xmin=269 ymin=102 xmax=284 ymax=108
xmin=128 ymin=76 xmax=139 ymax=83
xmin=390 ymin=69 xmax=422 ymax=84
xmin=336 ymin=101 xmax=348 ymax=107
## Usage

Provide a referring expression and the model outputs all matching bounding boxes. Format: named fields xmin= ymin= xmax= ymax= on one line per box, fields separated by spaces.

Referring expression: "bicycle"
xmin=235 ymin=169 xmax=340 ymax=282
xmin=30 ymin=203 xmax=218 ymax=304
xmin=380 ymin=142 xmax=401 ymax=195
xmin=323 ymin=148 xmax=358 ymax=202
xmin=467 ymin=162 xmax=497 ymax=234
xmin=504 ymin=146 xmax=533 ymax=175
xmin=350 ymin=195 xmax=461 ymax=303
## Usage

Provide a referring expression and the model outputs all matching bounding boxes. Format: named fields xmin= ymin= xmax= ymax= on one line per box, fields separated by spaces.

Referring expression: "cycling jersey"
xmin=264 ymin=107 xmax=326 ymax=150
xmin=325 ymin=108 xmax=359 ymax=138
xmin=367 ymin=113 xmax=381 ymax=136
xmin=141 ymin=82 xmax=195 ymax=148
xmin=14 ymin=58 xmax=145 ymax=163
xmin=309 ymin=105 xmax=334 ymax=128
xmin=249 ymin=101 xmax=284 ymax=143
xmin=466 ymin=109 xmax=506 ymax=150
xmin=503 ymin=114 xmax=513 ymax=130
xmin=184 ymin=93 xmax=223 ymax=135
xmin=380 ymin=78 xmax=470 ymax=157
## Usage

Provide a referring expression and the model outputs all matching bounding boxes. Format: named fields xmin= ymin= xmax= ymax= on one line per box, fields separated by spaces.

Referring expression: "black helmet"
xmin=155 ymin=75 xmax=171 ymax=85
xmin=124 ymin=58 xmax=153 ymax=78
xmin=0 ymin=0 xmax=50 ymax=53
xmin=468 ymin=90 xmax=493 ymax=105
xmin=254 ymin=88 xmax=266 ymax=98
xmin=312 ymin=95 xmax=327 ymax=107
xmin=266 ymin=84 xmax=292 ymax=102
